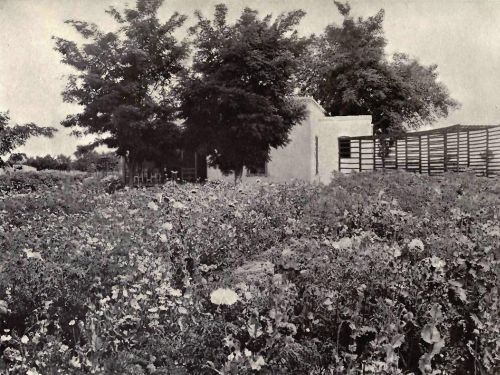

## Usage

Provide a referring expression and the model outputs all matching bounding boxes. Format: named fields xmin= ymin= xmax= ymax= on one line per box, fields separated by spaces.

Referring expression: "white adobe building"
xmin=208 ymin=97 xmax=372 ymax=184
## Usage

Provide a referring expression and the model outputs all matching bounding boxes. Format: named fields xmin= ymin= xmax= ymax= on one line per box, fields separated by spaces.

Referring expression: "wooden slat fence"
xmin=339 ymin=125 xmax=500 ymax=177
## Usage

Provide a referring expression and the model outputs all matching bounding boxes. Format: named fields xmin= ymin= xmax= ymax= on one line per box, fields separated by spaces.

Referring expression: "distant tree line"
xmin=7 ymin=151 xmax=119 ymax=172
xmin=0 ymin=112 xmax=55 ymax=168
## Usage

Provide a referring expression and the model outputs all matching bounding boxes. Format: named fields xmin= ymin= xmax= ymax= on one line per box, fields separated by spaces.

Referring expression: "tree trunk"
xmin=234 ymin=166 xmax=243 ymax=185
xmin=126 ymin=157 xmax=138 ymax=186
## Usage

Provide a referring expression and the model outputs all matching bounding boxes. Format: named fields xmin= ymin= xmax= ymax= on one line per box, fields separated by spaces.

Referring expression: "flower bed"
xmin=0 ymin=172 xmax=498 ymax=374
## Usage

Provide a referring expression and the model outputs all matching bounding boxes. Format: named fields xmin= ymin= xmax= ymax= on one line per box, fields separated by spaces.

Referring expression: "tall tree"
xmin=0 ymin=111 xmax=55 ymax=167
xmin=53 ymin=0 xmax=189 ymax=166
xmin=297 ymin=1 xmax=459 ymax=134
xmin=180 ymin=4 xmax=307 ymax=180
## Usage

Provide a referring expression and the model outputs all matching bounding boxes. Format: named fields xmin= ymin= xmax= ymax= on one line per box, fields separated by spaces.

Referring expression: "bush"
xmin=0 ymin=171 xmax=87 ymax=195
xmin=0 ymin=172 xmax=498 ymax=374
xmin=25 ymin=154 xmax=72 ymax=171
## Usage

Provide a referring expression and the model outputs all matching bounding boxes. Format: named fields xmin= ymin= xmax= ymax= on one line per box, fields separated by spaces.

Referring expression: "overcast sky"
xmin=1 ymin=0 xmax=500 ymax=157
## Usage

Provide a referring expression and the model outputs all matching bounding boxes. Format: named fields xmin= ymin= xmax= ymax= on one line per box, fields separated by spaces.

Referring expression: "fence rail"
xmin=339 ymin=125 xmax=500 ymax=177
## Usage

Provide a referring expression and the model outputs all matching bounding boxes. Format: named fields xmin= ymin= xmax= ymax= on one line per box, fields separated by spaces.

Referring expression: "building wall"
xmin=312 ymin=115 xmax=373 ymax=184
xmin=207 ymin=98 xmax=317 ymax=183
xmin=207 ymin=97 xmax=372 ymax=183
xmin=206 ymin=106 xmax=311 ymax=182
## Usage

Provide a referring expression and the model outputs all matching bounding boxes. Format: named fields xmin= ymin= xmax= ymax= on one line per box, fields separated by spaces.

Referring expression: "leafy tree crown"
xmin=297 ymin=1 xmax=459 ymax=134
xmin=53 ymin=0 xmax=189 ymax=163
xmin=180 ymin=4 xmax=307 ymax=176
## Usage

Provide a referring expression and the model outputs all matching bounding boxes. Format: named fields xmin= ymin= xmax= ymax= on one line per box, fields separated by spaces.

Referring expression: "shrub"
xmin=0 ymin=171 xmax=87 ymax=195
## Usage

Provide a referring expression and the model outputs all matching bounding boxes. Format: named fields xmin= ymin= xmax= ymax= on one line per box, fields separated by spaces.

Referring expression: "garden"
xmin=0 ymin=171 xmax=499 ymax=374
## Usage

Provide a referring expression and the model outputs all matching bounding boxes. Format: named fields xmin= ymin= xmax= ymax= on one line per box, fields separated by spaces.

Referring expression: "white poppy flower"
xmin=430 ymin=256 xmax=446 ymax=269
xmin=210 ymin=288 xmax=239 ymax=306
xmin=408 ymin=238 xmax=424 ymax=252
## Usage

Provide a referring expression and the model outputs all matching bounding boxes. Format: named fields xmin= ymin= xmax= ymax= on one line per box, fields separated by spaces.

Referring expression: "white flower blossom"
xmin=408 ymin=238 xmax=424 ymax=252
xmin=210 ymin=288 xmax=239 ymax=306
xmin=21 ymin=335 xmax=29 ymax=344
xmin=430 ymin=256 xmax=446 ymax=270
xmin=69 ymin=356 xmax=81 ymax=368
xmin=167 ymin=287 xmax=182 ymax=297
xmin=250 ymin=355 xmax=266 ymax=371
xmin=0 ymin=300 xmax=8 ymax=314
xmin=23 ymin=248 xmax=44 ymax=261
xmin=0 ymin=334 xmax=12 ymax=342
xmin=148 ymin=201 xmax=159 ymax=211
xmin=228 ymin=350 xmax=242 ymax=361
xmin=162 ymin=222 xmax=173 ymax=231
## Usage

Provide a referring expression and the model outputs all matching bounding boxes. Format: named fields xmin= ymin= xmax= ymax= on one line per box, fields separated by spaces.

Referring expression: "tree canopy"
xmin=53 ymin=0 xmax=189 ymax=164
xmin=297 ymin=1 xmax=459 ymax=134
xmin=50 ymin=0 xmax=460 ymax=175
xmin=0 ymin=111 xmax=56 ymax=167
xmin=179 ymin=4 xmax=307 ymax=179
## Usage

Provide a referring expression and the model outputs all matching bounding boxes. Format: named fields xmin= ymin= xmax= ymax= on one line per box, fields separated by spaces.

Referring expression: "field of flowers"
xmin=0 ymin=171 xmax=499 ymax=374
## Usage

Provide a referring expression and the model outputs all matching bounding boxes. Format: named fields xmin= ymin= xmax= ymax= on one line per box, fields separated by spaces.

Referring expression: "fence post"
xmin=359 ymin=139 xmax=362 ymax=172
xmin=338 ymin=138 xmax=341 ymax=172
xmin=405 ymin=136 xmax=408 ymax=170
xmin=467 ymin=131 xmax=470 ymax=168
xmin=443 ymin=132 xmax=448 ymax=172
xmin=418 ymin=135 xmax=422 ymax=174
xmin=486 ymin=129 xmax=490 ymax=177
xmin=456 ymin=131 xmax=460 ymax=172
xmin=382 ymin=138 xmax=386 ymax=170
xmin=427 ymin=135 xmax=431 ymax=175
xmin=372 ymin=139 xmax=376 ymax=170
xmin=395 ymin=139 xmax=398 ymax=169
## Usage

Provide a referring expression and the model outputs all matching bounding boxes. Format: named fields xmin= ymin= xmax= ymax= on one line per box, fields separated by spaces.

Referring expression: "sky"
xmin=1 ymin=0 xmax=500 ymax=157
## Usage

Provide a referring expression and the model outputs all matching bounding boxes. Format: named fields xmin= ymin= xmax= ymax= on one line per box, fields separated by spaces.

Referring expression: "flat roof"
xmin=347 ymin=124 xmax=500 ymax=140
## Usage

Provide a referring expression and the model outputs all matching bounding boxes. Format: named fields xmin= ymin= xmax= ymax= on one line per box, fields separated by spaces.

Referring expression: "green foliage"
xmin=297 ymin=2 xmax=459 ymax=133
xmin=71 ymin=151 xmax=119 ymax=173
xmin=53 ymin=0 xmax=189 ymax=164
xmin=0 ymin=172 xmax=499 ymax=374
xmin=23 ymin=152 xmax=119 ymax=172
xmin=25 ymin=154 xmax=72 ymax=171
xmin=180 ymin=4 xmax=307 ymax=178
xmin=6 ymin=153 xmax=27 ymax=165
xmin=0 ymin=171 xmax=87 ymax=195
xmin=0 ymin=112 xmax=56 ymax=167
